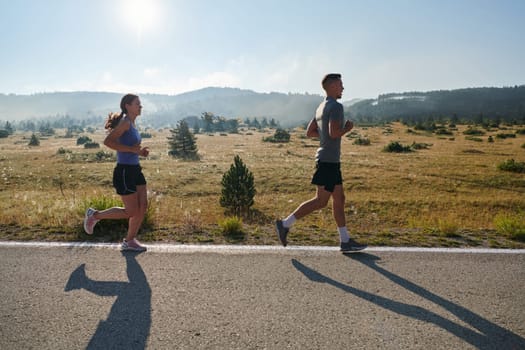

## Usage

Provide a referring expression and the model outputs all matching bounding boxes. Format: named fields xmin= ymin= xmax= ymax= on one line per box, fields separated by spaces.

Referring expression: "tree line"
xmin=348 ymin=86 xmax=525 ymax=126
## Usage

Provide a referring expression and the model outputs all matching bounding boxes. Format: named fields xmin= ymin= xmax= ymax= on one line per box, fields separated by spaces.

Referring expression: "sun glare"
xmin=120 ymin=0 xmax=162 ymax=44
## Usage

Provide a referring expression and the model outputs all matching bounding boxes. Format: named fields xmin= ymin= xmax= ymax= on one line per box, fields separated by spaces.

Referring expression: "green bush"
xmin=494 ymin=213 xmax=525 ymax=241
xmin=353 ymin=137 xmax=371 ymax=146
xmin=463 ymin=128 xmax=485 ymax=136
xmin=84 ymin=142 xmax=100 ymax=149
xmin=263 ymin=128 xmax=290 ymax=143
xmin=515 ymin=129 xmax=525 ymax=135
xmin=497 ymin=159 xmax=525 ymax=173
xmin=218 ymin=216 xmax=244 ymax=235
xmin=28 ymin=133 xmax=40 ymax=146
xmin=56 ymin=147 xmax=72 ymax=155
xmin=383 ymin=141 xmax=412 ymax=153
xmin=218 ymin=216 xmax=246 ymax=241
xmin=94 ymin=151 xmax=115 ymax=162
xmin=220 ymin=155 xmax=256 ymax=216
xmin=465 ymin=136 xmax=483 ymax=142
xmin=411 ymin=142 xmax=432 ymax=150
xmin=435 ymin=128 xmax=453 ymax=135
xmin=496 ymin=133 xmax=516 ymax=139
xmin=76 ymin=136 xmax=91 ymax=145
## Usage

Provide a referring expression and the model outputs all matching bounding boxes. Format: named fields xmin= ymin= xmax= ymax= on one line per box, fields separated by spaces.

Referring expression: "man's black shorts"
xmin=311 ymin=161 xmax=342 ymax=193
xmin=113 ymin=164 xmax=147 ymax=195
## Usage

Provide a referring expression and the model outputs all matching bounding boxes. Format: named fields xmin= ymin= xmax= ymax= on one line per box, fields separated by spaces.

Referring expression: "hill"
xmin=0 ymin=88 xmax=323 ymax=128
xmin=2 ymin=85 xmax=524 ymax=128
xmin=348 ymin=86 xmax=525 ymax=125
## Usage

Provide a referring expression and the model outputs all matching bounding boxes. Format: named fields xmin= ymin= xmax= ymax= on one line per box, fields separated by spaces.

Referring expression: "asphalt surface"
xmin=1 ymin=244 xmax=524 ymax=349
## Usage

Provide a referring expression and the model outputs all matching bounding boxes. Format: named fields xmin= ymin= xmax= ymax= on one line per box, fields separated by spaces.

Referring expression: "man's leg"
xmin=331 ymin=184 xmax=346 ymax=228
xmin=276 ymin=186 xmax=332 ymax=246
xmin=292 ymin=186 xmax=332 ymax=220
xmin=332 ymin=185 xmax=367 ymax=251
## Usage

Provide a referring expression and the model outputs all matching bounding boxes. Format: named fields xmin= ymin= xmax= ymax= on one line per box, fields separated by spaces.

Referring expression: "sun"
xmin=120 ymin=0 xmax=162 ymax=44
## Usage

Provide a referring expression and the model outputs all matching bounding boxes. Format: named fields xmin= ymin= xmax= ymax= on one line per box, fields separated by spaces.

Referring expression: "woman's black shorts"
xmin=113 ymin=164 xmax=147 ymax=195
xmin=311 ymin=162 xmax=342 ymax=193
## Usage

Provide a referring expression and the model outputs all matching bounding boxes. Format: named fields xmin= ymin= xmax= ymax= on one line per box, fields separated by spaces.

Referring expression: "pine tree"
xmin=4 ymin=121 xmax=14 ymax=135
xmin=220 ymin=155 xmax=256 ymax=216
xmin=167 ymin=120 xmax=199 ymax=160
xmin=28 ymin=133 xmax=40 ymax=146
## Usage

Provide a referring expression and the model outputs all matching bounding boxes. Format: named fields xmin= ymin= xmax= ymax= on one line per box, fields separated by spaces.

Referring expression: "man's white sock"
xmin=338 ymin=226 xmax=350 ymax=243
xmin=282 ymin=214 xmax=296 ymax=228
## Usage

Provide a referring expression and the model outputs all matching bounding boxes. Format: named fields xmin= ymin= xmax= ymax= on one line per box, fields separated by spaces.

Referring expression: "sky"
xmin=0 ymin=0 xmax=524 ymax=99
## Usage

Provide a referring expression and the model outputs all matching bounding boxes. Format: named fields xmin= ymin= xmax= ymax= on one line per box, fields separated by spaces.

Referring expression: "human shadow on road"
xmin=65 ymin=251 xmax=151 ymax=349
xmin=292 ymin=255 xmax=525 ymax=349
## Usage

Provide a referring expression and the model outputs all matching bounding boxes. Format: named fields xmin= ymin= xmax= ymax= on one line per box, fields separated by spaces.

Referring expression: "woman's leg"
xmin=125 ymin=185 xmax=147 ymax=241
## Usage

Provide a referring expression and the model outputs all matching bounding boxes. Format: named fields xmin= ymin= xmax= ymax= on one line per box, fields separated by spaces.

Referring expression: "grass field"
xmin=1 ymin=122 xmax=524 ymax=248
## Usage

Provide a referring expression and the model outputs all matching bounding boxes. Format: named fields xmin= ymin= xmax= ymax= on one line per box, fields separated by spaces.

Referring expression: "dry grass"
xmin=1 ymin=123 xmax=524 ymax=248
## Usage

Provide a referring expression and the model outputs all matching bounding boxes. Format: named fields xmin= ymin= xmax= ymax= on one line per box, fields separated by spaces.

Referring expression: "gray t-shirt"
xmin=314 ymin=97 xmax=344 ymax=163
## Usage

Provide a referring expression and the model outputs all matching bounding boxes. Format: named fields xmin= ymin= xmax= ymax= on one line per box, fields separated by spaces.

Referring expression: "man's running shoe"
xmin=121 ymin=238 xmax=147 ymax=252
xmin=83 ymin=208 xmax=99 ymax=235
xmin=275 ymin=219 xmax=289 ymax=247
xmin=340 ymin=238 xmax=367 ymax=252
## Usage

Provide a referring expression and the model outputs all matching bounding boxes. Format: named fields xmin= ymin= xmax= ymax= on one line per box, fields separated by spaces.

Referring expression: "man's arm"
xmin=329 ymin=119 xmax=353 ymax=139
xmin=306 ymin=118 xmax=319 ymax=138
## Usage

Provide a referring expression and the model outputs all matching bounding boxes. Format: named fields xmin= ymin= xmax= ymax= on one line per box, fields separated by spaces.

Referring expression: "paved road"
xmin=1 ymin=244 xmax=524 ymax=349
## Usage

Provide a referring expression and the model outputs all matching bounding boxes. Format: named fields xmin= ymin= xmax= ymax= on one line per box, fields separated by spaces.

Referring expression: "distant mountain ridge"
xmin=1 ymin=85 xmax=524 ymax=127
xmin=0 ymin=87 xmax=323 ymax=127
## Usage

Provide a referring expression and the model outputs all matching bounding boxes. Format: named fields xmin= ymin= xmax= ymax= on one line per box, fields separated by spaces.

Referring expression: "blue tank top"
xmin=117 ymin=119 xmax=141 ymax=165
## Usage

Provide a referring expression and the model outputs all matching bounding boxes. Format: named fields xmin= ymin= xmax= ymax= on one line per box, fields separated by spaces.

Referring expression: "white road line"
xmin=1 ymin=241 xmax=524 ymax=254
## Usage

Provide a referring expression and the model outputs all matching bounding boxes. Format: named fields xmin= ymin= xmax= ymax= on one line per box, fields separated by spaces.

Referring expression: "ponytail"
xmin=104 ymin=112 xmax=124 ymax=130
xmin=105 ymin=93 xmax=139 ymax=130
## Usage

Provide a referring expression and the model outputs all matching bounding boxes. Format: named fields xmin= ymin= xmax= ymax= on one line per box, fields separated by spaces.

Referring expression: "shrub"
xmin=76 ymin=136 xmax=91 ymax=145
xmin=220 ymin=155 xmax=256 ymax=216
xmin=496 ymin=133 xmax=516 ymax=139
xmin=497 ymin=159 xmax=525 ymax=173
xmin=465 ymin=136 xmax=483 ymax=142
xmin=218 ymin=216 xmax=246 ymax=241
xmin=28 ymin=133 xmax=40 ymax=146
xmin=140 ymin=132 xmax=152 ymax=138
xmin=383 ymin=141 xmax=412 ymax=153
xmin=434 ymin=128 xmax=453 ymax=136
xmin=515 ymin=129 xmax=525 ymax=135
xmin=263 ymin=128 xmax=290 ymax=143
xmin=218 ymin=216 xmax=244 ymax=235
xmin=56 ymin=147 xmax=72 ymax=155
xmin=488 ymin=136 xmax=494 ymax=143
xmin=438 ymin=219 xmax=460 ymax=237
xmin=94 ymin=151 xmax=115 ymax=162
xmin=411 ymin=142 xmax=432 ymax=150
xmin=463 ymin=128 xmax=485 ymax=136
xmin=0 ymin=130 xmax=9 ymax=138
xmin=494 ymin=213 xmax=525 ymax=241
xmin=353 ymin=137 xmax=371 ymax=146
xmin=84 ymin=142 xmax=100 ymax=149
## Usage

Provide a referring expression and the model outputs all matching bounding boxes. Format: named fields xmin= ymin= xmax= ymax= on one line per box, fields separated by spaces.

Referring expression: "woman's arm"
xmin=103 ymin=118 xmax=140 ymax=154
